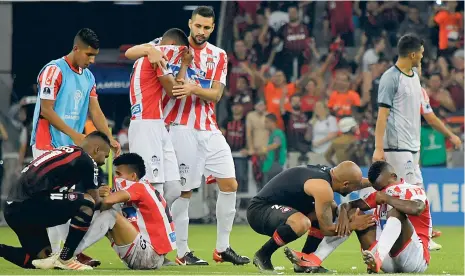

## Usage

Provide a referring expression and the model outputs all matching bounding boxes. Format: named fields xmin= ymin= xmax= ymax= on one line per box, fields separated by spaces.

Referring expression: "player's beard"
xmin=191 ymin=33 xmax=208 ymax=46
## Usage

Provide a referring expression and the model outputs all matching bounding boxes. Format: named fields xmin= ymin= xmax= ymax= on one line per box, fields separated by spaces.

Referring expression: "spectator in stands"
xmin=261 ymin=113 xmax=286 ymax=186
xmin=327 ymin=72 xmax=361 ymax=118
xmin=323 ymin=1 xmax=355 ymax=46
xmin=369 ymin=56 xmax=391 ymax=112
xmin=324 ymin=116 xmax=359 ymax=166
xmin=262 ymin=70 xmax=296 ymax=129
xmin=281 ymin=94 xmax=311 ymax=167
xmin=246 ymin=100 xmax=268 ymax=156
xmin=426 ymin=73 xmax=456 ymax=114
xmin=377 ymin=1 xmax=408 ymax=46
xmin=221 ymin=100 xmax=248 ymax=191
xmin=356 ymin=1 xmax=383 ymax=44
xmin=256 ymin=9 xmax=278 ymax=67
xmin=430 ymin=0 xmax=462 ymax=53
xmin=273 ymin=4 xmax=312 ymax=81
xmin=305 ymin=101 xmax=338 ymax=166
xmin=362 ymin=36 xmax=386 ymax=104
xmin=117 ymin=116 xmax=130 ymax=152
xmin=17 ymin=106 xmax=33 ymax=171
xmin=229 ymin=40 xmax=256 ymax=95
xmin=0 ymin=120 xmax=8 ymax=203
xmin=231 ymin=83 xmax=255 ymax=115
xmin=299 ymin=78 xmax=321 ymax=117
xmin=398 ymin=6 xmax=429 ymax=39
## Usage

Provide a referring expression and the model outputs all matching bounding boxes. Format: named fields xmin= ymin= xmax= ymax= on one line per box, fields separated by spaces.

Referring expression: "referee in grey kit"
xmin=373 ymin=34 xmax=462 ymax=251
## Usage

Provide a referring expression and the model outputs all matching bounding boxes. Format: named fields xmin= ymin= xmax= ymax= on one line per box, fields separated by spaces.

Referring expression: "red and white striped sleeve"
xmin=213 ymin=50 xmax=228 ymax=86
xmin=38 ymin=65 xmax=62 ymax=100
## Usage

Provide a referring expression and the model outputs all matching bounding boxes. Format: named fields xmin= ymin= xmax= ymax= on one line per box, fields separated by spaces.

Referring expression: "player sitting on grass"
xmin=285 ymin=161 xmax=430 ymax=273
xmin=72 ymin=153 xmax=176 ymax=269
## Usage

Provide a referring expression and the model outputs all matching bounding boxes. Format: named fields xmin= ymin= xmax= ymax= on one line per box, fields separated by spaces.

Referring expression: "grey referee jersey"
xmin=377 ymin=66 xmax=433 ymax=152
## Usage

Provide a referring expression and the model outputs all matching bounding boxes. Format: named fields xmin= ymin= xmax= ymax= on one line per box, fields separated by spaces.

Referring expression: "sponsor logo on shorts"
xmin=169 ymin=232 xmax=176 ymax=243
xmin=152 ymin=168 xmax=159 ymax=178
xmin=131 ymin=104 xmax=141 ymax=116
xmin=179 ymin=163 xmax=189 ymax=176
xmin=42 ymin=87 xmax=51 ymax=95
xmin=151 ymin=155 xmax=160 ymax=163
xmin=271 ymin=205 xmax=292 ymax=213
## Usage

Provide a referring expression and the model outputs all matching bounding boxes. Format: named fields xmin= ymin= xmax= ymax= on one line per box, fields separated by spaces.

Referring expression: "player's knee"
xmin=216 ymin=178 xmax=238 ymax=192
xmin=286 ymin=213 xmax=311 ymax=236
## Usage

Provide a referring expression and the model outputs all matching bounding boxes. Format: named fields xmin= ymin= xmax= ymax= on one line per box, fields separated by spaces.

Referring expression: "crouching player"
xmin=75 ymin=153 xmax=176 ymax=269
xmin=286 ymin=161 xmax=430 ymax=273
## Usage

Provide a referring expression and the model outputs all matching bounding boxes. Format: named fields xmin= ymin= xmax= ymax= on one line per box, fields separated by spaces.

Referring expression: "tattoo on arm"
xmin=320 ymin=201 xmax=334 ymax=228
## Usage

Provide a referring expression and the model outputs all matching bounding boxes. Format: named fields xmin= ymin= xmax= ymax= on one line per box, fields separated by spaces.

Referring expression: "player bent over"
xmin=75 ymin=153 xmax=176 ymax=269
xmin=0 ymin=131 xmax=111 ymax=270
xmin=246 ymin=161 xmax=375 ymax=272
xmin=286 ymin=161 xmax=431 ymax=273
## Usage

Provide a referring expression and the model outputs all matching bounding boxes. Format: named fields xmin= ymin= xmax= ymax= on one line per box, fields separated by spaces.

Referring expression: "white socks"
xmin=75 ymin=209 xmax=117 ymax=255
xmin=47 ymin=223 xmax=70 ymax=253
xmin=216 ymin=191 xmax=236 ymax=252
xmin=376 ymin=217 xmax=402 ymax=261
xmin=163 ymin=180 xmax=181 ymax=208
xmin=171 ymin=197 xmax=190 ymax=258
xmin=314 ymin=236 xmax=349 ymax=261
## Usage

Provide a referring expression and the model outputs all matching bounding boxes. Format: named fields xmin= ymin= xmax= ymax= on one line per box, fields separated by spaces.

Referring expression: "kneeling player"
xmin=246 ymin=161 xmax=375 ymax=272
xmin=0 ymin=131 xmax=110 ymax=270
xmin=99 ymin=153 xmax=176 ymax=269
xmin=286 ymin=161 xmax=430 ymax=273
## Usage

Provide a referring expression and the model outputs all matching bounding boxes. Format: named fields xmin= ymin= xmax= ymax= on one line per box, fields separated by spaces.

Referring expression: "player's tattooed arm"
xmin=305 ymin=179 xmax=338 ymax=236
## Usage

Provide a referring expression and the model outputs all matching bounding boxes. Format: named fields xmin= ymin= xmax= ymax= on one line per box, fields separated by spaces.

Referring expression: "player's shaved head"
xmin=81 ymin=131 xmax=111 ymax=166
xmin=331 ymin=161 xmax=363 ymax=196
xmin=162 ymin=28 xmax=189 ymax=46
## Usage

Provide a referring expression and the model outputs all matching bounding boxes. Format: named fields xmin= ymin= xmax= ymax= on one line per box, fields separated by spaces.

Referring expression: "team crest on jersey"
xmin=43 ymin=87 xmax=51 ymax=95
xmin=68 ymin=193 xmax=78 ymax=201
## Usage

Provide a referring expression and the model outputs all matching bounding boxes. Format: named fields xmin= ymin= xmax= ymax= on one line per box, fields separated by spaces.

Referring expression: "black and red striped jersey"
xmin=8 ymin=145 xmax=99 ymax=202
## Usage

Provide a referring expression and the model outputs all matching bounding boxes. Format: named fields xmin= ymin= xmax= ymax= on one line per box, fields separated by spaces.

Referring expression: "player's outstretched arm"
xmin=423 ymin=112 xmax=462 ymax=149
xmin=376 ymin=192 xmax=425 ymax=216
xmin=101 ymin=190 xmax=130 ymax=211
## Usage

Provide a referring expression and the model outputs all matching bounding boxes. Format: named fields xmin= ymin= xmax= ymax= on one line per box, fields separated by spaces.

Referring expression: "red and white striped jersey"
xmin=129 ymin=45 xmax=186 ymax=120
xmin=150 ymin=38 xmax=227 ymax=131
xmin=363 ymin=180 xmax=431 ymax=264
xmin=114 ymin=178 xmax=176 ymax=255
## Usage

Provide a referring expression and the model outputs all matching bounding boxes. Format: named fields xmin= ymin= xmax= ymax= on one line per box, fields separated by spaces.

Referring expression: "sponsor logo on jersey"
xmin=131 ymin=104 xmax=142 ymax=116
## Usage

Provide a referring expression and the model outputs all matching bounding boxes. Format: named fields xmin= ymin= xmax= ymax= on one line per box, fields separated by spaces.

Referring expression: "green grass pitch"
xmin=0 ymin=225 xmax=463 ymax=275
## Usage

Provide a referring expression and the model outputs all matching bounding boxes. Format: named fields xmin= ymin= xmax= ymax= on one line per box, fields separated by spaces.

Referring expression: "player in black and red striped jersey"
xmin=0 ymin=131 xmax=110 ymax=271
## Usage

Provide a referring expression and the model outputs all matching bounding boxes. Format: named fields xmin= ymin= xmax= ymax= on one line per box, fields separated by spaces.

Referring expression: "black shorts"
xmin=247 ymin=199 xmax=299 ymax=237
xmin=4 ymin=192 xmax=86 ymax=257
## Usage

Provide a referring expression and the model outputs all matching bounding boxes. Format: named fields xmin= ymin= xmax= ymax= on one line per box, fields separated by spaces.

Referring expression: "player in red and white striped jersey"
xmin=125 ymin=6 xmax=249 ymax=266
xmin=96 ymin=153 xmax=176 ymax=269
xmin=286 ymin=161 xmax=431 ymax=273
xmin=128 ymin=28 xmax=192 ymax=209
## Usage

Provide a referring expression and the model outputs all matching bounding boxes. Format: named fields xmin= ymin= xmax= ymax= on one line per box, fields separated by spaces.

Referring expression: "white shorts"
xmin=169 ymin=125 xmax=236 ymax=191
xmin=384 ymin=151 xmax=423 ymax=185
xmin=112 ymin=234 xmax=164 ymax=270
xmin=129 ymin=120 xmax=180 ymax=183
xmin=378 ymin=231 xmax=428 ymax=273
xmin=32 ymin=144 xmax=49 ymax=159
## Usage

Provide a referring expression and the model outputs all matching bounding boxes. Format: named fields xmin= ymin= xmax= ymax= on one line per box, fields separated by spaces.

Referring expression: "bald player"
xmin=247 ymin=162 xmax=376 ymax=272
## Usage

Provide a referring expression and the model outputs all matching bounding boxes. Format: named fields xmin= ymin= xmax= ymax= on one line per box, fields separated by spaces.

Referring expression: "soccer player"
xmin=125 ymin=6 xmax=248 ymax=265
xmin=73 ymin=153 xmax=175 ymax=269
xmin=30 ymin=28 xmax=120 ymax=263
xmin=246 ymin=161 xmax=375 ymax=272
xmin=289 ymin=161 xmax=431 ymax=273
xmin=0 ymin=131 xmax=111 ymax=270
xmin=128 ymin=28 xmax=192 ymax=207
xmin=372 ymin=34 xmax=461 ymax=250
